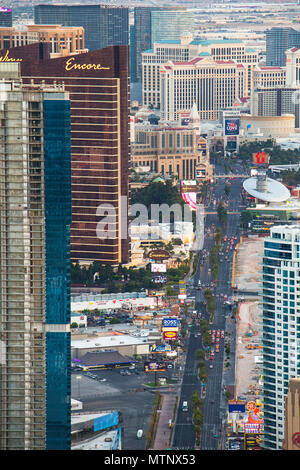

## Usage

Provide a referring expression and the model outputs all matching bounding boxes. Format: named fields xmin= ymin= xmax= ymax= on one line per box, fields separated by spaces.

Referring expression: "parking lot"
xmin=71 ymin=362 xmax=181 ymax=450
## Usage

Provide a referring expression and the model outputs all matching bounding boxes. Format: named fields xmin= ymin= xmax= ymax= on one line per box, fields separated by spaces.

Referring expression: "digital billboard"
xmin=181 ymin=192 xmax=197 ymax=211
xmin=162 ymin=318 xmax=178 ymax=329
xmin=152 ymin=274 xmax=167 ymax=284
xmin=151 ymin=263 xmax=167 ymax=273
xmin=150 ymin=344 xmax=171 ymax=354
xmin=180 ymin=111 xmax=190 ymax=126
xmin=144 ymin=361 xmax=166 ymax=372
xmin=163 ymin=331 xmax=178 ymax=340
xmin=228 ymin=400 xmax=246 ymax=413
xmin=252 ymin=151 xmax=270 ymax=165
xmin=226 ymin=136 xmax=237 ymax=150
xmin=93 ymin=411 xmax=119 ymax=432
xmin=224 ymin=118 xmax=240 ymax=136
xmin=244 ymin=423 xmax=264 ymax=434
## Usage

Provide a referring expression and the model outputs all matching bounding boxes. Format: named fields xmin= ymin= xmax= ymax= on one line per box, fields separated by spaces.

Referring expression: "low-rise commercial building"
xmin=71 ymin=334 xmax=151 ymax=360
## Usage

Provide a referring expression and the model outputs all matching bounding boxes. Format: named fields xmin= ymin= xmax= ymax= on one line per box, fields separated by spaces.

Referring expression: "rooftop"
xmin=75 ymin=350 xmax=136 ymax=366
xmin=72 ymin=429 xmax=120 ymax=451
xmin=190 ymin=38 xmax=242 ymax=45
xmin=71 ymin=333 xmax=150 ymax=350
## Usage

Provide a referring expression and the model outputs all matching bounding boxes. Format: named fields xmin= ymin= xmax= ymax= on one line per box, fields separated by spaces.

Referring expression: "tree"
xmin=110 ymin=318 xmax=121 ymax=324
xmin=224 ymin=184 xmax=231 ymax=196
xmin=195 ymin=349 xmax=205 ymax=360
xmin=70 ymin=322 xmax=78 ymax=329
xmin=217 ymin=201 xmax=227 ymax=226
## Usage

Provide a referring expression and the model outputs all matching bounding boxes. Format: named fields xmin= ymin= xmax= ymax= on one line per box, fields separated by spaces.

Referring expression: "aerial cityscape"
xmin=1 ymin=0 xmax=300 ymax=456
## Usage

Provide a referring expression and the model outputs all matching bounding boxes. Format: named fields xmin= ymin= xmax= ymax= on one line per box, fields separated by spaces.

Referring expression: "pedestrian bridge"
xmin=213 ymin=174 xmax=249 ymax=178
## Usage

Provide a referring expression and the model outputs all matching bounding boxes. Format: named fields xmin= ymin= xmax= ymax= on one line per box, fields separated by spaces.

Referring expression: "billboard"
xmin=93 ymin=411 xmax=119 ymax=432
xmin=252 ymin=151 xmax=269 ymax=165
xmin=181 ymin=180 xmax=197 ymax=193
xmin=162 ymin=318 xmax=178 ymax=329
xmin=181 ymin=192 xmax=197 ymax=211
xmin=163 ymin=330 xmax=178 ymax=340
xmin=244 ymin=433 xmax=263 ymax=450
xmin=152 ymin=274 xmax=167 ymax=284
xmin=144 ymin=361 xmax=166 ymax=372
xmin=180 ymin=111 xmax=190 ymax=126
xmin=228 ymin=400 xmax=246 ymax=413
xmin=181 ymin=180 xmax=197 ymax=210
xmin=151 ymin=263 xmax=167 ymax=273
xmin=150 ymin=344 xmax=171 ymax=354
xmin=244 ymin=423 xmax=264 ymax=434
xmin=226 ymin=136 xmax=237 ymax=150
xmin=224 ymin=118 xmax=240 ymax=136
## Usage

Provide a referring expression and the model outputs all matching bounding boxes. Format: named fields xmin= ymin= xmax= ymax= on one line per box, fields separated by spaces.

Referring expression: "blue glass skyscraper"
xmin=34 ymin=4 xmax=129 ymax=52
xmin=43 ymin=95 xmax=72 ymax=450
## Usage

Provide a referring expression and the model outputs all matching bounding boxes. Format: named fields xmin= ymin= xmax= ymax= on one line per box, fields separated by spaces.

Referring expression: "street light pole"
xmin=76 ymin=375 xmax=82 ymax=397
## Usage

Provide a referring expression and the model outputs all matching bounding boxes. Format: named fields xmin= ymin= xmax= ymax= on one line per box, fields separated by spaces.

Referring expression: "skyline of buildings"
xmin=1 ymin=1 xmax=300 ymax=452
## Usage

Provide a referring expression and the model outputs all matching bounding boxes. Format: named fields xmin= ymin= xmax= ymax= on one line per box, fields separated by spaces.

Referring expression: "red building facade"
xmin=2 ymin=43 xmax=130 ymax=264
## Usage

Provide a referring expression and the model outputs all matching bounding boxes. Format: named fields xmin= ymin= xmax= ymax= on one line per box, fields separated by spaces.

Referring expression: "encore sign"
xmin=65 ymin=57 xmax=110 ymax=71
xmin=0 ymin=51 xmax=22 ymax=62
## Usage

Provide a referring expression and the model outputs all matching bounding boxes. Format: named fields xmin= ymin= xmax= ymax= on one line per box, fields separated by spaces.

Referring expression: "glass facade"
xmin=0 ymin=9 xmax=12 ymax=27
xmin=43 ymin=98 xmax=72 ymax=450
xmin=261 ymin=226 xmax=300 ymax=450
xmin=266 ymin=27 xmax=300 ymax=66
xmin=132 ymin=7 xmax=176 ymax=83
xmin=151 ymin=10 xmax=194 ymax=46
xmin=34 ymin=4 xmax=129 ymax=52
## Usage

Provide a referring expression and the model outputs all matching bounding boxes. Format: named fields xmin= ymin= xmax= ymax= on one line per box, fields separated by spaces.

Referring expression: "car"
xmin=209 ymin=400 xmax=215 ymax=404
xmin=209 ymin=364 xmax=213 ymax=369
xmin=167 ymin=364 xmax=173 ymax=369
xmin=99 ymin=378 xmax=107 ymax=382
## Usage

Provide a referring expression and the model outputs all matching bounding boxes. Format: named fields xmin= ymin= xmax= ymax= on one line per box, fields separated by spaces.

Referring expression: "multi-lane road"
xmin=172 ymin=158 xmax=248 ymax=450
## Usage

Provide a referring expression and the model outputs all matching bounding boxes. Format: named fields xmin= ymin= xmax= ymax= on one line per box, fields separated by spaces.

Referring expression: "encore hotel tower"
xmin=1 ymin=43 xmax=131 ymax=265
